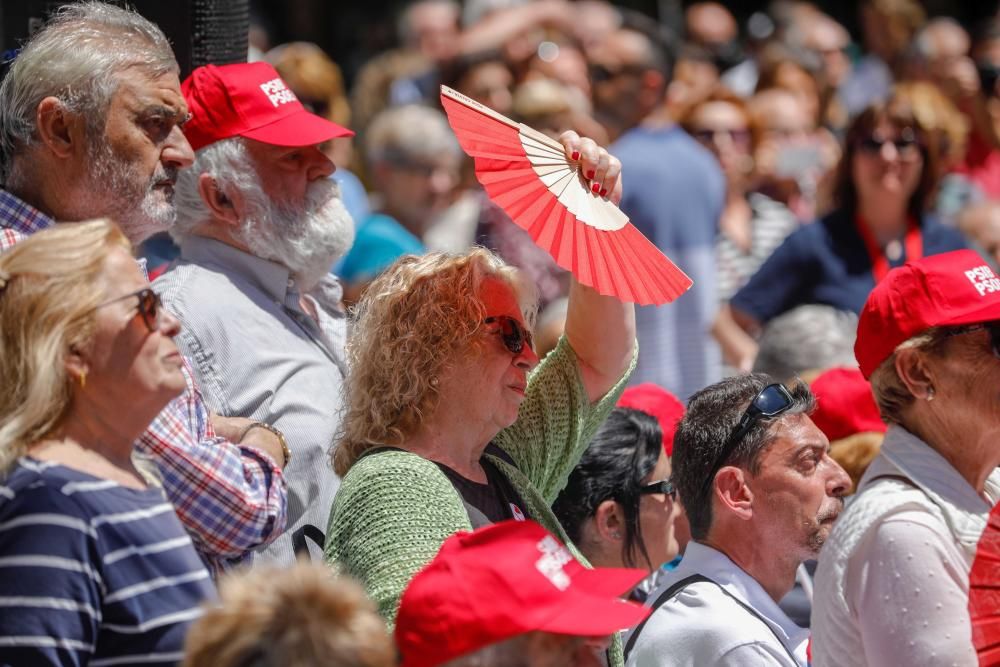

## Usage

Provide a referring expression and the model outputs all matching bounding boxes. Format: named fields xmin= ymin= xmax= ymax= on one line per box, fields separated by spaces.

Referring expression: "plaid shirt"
xmin=0 ymin=188 xmax=288 ymax=574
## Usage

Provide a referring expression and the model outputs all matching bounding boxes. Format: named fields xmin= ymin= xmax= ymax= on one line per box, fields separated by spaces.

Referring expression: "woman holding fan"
xmin=325 ymin=132 xmax=638 ymax=665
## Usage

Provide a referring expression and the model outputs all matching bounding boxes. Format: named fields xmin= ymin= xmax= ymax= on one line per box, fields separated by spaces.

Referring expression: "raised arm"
xmin=558 ymin=131 xmax=636 ymax=402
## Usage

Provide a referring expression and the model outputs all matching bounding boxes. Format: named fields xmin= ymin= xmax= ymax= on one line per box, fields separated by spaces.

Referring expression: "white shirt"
xmin=811 ymin=426 xmax=1000 ymax=667
xmin=625 ymin=542 xmax=809 ymax=667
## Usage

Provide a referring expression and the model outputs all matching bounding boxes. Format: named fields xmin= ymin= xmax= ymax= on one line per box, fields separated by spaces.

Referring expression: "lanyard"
xmin=854 ymin=214 xmax=923 ymax=284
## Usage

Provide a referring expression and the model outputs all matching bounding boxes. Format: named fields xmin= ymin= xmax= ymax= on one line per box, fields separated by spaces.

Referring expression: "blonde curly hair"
xmin=332 ymin=248 xmax=536 ymax=476
xmin=0 ymin=219 xmax=130 ymax=475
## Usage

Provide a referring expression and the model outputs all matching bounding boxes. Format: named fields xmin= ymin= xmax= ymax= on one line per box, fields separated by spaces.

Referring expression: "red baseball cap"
xmin=395 ymin=520 xmax=650 ymax=667
xmin=617 ymin=383 xmax=685 ymax=456
xmin=856 ymin=250 xmax=1000 ymax=377
xmin=181 ymin=62 xmax=354 ymax=151
xmin=809 ymin=367 xmax=886 ymax=442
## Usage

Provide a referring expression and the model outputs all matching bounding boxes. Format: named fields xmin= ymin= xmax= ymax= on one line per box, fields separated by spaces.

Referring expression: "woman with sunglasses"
xmin=724 ymin=93 xmax=967 ymax=367
xmin=0 ymin=220 xmax=214 ymax=666
xmin=552 ymin=407 xmax=690 ymax=597
xmin=811 ymin=249 xmax=1000 ymax=666
xmin=325 ymin=133 xmax=635 ymax=663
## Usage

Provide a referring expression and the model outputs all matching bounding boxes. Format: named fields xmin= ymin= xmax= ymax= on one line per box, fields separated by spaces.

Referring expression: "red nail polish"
xmin=586 ymin=170 xmax=595 ymax=180
xmin=571 ymin=151 xmax=580 ymax=160
xmin=600 ymin=188 xmax=608 ymax=197
xmin=591 ymin=182 xmax=600 ymax=193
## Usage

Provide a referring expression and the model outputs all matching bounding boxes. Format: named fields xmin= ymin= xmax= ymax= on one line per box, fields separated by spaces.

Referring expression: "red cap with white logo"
xmin=181 ymin=61 xmax=354 ymax=151
xmin=855 ymin=249 xmax=1000 ymax=378
xmin=394 ymin=520 xmax=650 ymax=667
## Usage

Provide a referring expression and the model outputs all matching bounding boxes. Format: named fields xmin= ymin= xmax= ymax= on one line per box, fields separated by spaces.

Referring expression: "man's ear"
xmin=714 ymin=466 xmax=753 ymax=521
xmin=894 ymin=347 xmax=936 ymax=401
xmin=35 ymin=97 xmax=88 ymax=160
xmin=593 ymin=499 xmax=624 ymax=542
xmin=197 ymin=173 xmax=241 ymax=227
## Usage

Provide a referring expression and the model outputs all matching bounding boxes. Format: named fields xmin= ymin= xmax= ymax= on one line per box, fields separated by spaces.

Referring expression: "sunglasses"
xmin=691 ymin=128 xmax=752 ymax=147
xmin=483 ymin=315 xmax=533 ymax=355
xmin=95 ymin=287 xmax=163 ymax=333
xmin=857 ymin=134 xmax=921 ymax=160
xmin=639 ymin=479 xmax=677 ymax=500
xmin=941 ymin=322 xmax=1000 ymax=359
xmin=702 ymin=383 xmax=794 ymax=495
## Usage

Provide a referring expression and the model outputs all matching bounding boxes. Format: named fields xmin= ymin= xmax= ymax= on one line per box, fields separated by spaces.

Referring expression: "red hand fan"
xmin=971 ymin=501 xmax=1000 ymax=665
xmin=440 ymin=85 xmax=692 ymax=306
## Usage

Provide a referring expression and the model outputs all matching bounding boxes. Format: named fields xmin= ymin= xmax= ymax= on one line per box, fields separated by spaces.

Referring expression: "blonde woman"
xmin=0 ymin=220 xmax=214 ymax=666
xmin=325 ymin=136 xmax=636 ymax=666
xmin=184 ymin=562 xmax=395 ymax=667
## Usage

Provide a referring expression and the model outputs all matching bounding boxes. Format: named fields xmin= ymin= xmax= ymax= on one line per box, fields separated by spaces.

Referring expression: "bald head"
xmin=686 ymin=2 xmax=737 ymax=47
xmin=919 ymin=17 xmax=970 ymax=61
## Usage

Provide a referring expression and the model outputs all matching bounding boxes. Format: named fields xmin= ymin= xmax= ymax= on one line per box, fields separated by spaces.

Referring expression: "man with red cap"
xmin=395 ymin=519 xmax=651 ymax=667
xmin=812 ymin=249 xmax=1000 ymax=667
xmin=155 ymin=61 xmax=357 ymax=565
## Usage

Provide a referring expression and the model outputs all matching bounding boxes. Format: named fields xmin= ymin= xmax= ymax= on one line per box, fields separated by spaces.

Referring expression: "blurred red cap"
xmin=617 ymin=383 xmax=685 ymax=455
xmin=809 ymin=367 xmax=886 ymax=442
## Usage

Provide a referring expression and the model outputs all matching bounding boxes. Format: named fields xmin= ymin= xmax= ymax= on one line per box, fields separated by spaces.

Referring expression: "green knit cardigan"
xmin=325 ymin=336 xmax=637 ymax=666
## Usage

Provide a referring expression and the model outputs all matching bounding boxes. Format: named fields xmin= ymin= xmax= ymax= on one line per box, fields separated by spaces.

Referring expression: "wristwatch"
xmin=241 ymin=421 xmax=292 ymax=467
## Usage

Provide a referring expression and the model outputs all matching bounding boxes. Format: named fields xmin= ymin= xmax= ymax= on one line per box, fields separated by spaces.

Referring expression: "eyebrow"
xmin=137 ymin=105 xmax=190 ymax=123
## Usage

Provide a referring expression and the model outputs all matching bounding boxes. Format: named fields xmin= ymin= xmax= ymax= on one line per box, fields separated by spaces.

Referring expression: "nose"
xmin=307 ymin=146 xmax=336 ymax=181
xmin=429 ymin=165 xmax=457 ymax=195
xmin=163 ymin=124 xmax=195 ymax=170
xmin=825 ymin=454 xmax=852 ymax=498
xmin=515 ymin=342 xmax=540 ymax=371
xmin=159 ymin=308 xmax=182 ymax=338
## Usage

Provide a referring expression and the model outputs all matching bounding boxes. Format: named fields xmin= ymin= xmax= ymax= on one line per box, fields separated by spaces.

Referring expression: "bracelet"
xmin=241 ymin=421 xmax=292 ymax=467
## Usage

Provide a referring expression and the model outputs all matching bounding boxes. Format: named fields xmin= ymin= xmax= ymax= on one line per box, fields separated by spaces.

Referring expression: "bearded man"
xmin=155 ymin=62 xmax=356 ymax=565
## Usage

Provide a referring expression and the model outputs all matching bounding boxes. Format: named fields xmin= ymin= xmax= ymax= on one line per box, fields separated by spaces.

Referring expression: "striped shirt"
xmin=0 ymin=458 xmax=216 ymax=666
xmin=716 ymin=193 xmax=799 ymax=302
xmin=0 ymin=188 xmax=288 ymax=574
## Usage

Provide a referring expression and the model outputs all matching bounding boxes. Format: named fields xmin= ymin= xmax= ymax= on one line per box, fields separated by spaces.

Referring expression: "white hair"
xmin=173 ymin=137 xmax=355 ymax=290
xmin=364 ymin=104 xmax=462 ymax=168
xmin=0 ymin=1 xmax=177 ymax=186
xmin=753 ymin=305 xmax=859 ymax=380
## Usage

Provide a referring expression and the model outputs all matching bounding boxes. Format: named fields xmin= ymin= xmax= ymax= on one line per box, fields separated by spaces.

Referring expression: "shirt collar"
xmin=178 ymin=235 xmax=297 ymax=303
xmin=672 ymin=541 xmax=808 ymax=645
xmin=0 ymin=188 xmax=55 ymax=235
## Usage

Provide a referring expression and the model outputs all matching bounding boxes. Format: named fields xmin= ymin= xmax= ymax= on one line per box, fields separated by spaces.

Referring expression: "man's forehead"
xmin=112 ymin=68 xmax=187 ymax=112
xmin=763 ymin=413 xmax=828 ymax=457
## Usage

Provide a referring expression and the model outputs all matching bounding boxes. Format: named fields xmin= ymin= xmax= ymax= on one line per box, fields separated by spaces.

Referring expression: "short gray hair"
xmin=364 ymin=104 xmax=461 ymax=168
xmin=0 ymin=1 xmax=177 ymax=185
xmin=754 ymin=305 xmax=858 ymax=380
xmin=172 ymin=137 xmax=258 ymax=238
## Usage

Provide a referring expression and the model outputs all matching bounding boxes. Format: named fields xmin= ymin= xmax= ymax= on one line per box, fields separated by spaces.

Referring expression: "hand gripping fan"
xmin=970 ymin=501 xmax=1000 ymax=665
xmin=440 ymin=85 xmax=692 ymax=305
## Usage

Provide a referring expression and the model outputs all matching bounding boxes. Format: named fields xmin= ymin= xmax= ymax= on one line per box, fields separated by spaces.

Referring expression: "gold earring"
xmin=79 ymin=371 xmax=87 ymax=389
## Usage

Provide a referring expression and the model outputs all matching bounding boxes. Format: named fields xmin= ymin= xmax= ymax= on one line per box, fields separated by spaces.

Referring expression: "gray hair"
xmin=0 ymin=1 xmax=177 ymax=185
xmin=753 ymin=305 xmax=859 ymax=380
xmin=364 ymin=104 xmax=461 ymax=168
xmin=172 ymin=138 xmax=258 ymax=238
xmin=868 ymin=328 xmax=947 ymax=426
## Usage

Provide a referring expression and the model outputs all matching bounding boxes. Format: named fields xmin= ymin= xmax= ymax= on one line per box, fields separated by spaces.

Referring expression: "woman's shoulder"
xmin=334 ymin=449 xmax=460 ymax=510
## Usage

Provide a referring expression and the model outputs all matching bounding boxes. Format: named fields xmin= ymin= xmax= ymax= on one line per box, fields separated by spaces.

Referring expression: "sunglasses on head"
xmin=701 ymin=383 xmax=794 ymax=496
xmin=483 ymin=315 xmax=533 ymax=355
xmin=639 ymin=479 xmax=677 ymax=500
xmin=95 ymin=287 xmax=163 ymax=333
xmin=941 ymin=322 xmax=1000 ymax=359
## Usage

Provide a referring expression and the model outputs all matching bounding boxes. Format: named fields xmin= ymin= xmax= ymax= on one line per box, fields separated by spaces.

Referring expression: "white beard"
xmin=237 ymin=178 xmax=355 ymax=291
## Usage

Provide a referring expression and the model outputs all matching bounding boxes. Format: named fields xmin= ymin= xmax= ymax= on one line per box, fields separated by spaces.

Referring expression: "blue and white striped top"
xmin=0 ymin=458 xmax=216 ymax=666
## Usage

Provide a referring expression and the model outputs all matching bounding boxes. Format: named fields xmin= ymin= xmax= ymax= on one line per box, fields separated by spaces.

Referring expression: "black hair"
xmin=619 ymin=8 xmax=677 ymax=86
xmin=672 ymin=373 xmax=815 ymax=541
xmin=553 ymin=408 xmax=663 ymax=569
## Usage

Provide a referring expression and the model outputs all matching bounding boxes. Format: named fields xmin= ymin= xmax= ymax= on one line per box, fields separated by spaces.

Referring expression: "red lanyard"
xmin=854 ymin=214 xmax=923 ymax=284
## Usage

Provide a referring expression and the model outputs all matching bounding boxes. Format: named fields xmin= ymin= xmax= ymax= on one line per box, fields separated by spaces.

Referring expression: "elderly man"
xmin=154 ymin=61 xmax=356 ymax=563
xmin=624 ymin=374 xmax=851 ymax=666
xmin=0 ymin=2 xmax=287 ymax=573
xmin=395 ymin=519 xmax=651 ymax=667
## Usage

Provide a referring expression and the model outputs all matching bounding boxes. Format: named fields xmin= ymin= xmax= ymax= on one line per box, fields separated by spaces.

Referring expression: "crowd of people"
xmin=2 ymin=0 xmax=1000 ymax=665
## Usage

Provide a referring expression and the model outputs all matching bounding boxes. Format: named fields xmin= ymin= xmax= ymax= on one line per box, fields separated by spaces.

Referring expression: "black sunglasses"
xmin=639 ymin=479 xmax=677 ymax=500
xmin=702 ymin=383 xmax=794 ymax=495
xmin=96 ymin=287 xmax=163 ymax=333
xmin=941 ymin=322 xmax=1000 ymax=359
xmin=483 ymin=315 xmax=533 ymax=355
xmin=857 ymin=134 xmax=921 ymax=159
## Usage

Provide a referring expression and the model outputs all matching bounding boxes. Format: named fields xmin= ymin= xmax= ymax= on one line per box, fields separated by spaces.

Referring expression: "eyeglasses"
xmin=691 ymin=128 xmax=752 ymax=148
xmin=588 ymin=63 xmax=645 ymax=83
xmin=702 ymin=383 xmax=794 ymax=495
xmin=639 ymin=479 xmax=677 ymax=500
xmin=95 ymin=287 xmax=163 ymax=333
xmin=483 ymin=315 xmax=533 ymax=355
xmin=857 ymin=134 xmax=921 ymax=160
xmin=940 ymin=322 xmax=1000 ymax=359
